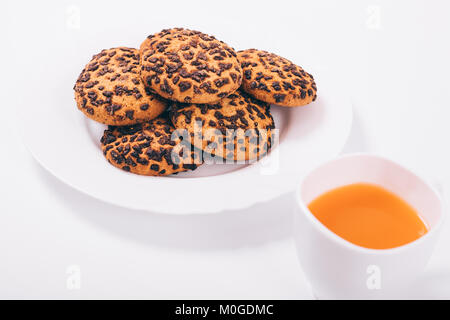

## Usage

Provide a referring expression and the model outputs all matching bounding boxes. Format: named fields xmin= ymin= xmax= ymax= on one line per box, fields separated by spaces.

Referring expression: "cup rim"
xmin=295 ymin=152 xmax=446 ymax=255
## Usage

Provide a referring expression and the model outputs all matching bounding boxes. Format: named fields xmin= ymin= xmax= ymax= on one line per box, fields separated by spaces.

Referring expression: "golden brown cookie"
xmin=101 ymin=116 xmax=202 ymax=176
xmin=140 ymin=28 xmax=242 ymax=104
xmin=74 ymin=47 xmax=167 ymax=125
xmin=170 ymin=90 xmax=275 ymax=162
xmin=237 ymin=49 xmax=317 ymax=107
xmin=139 ymin=28 xmax=179 ymax=52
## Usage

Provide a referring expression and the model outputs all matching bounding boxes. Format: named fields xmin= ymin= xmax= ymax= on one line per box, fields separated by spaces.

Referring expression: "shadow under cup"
xmin=293 ymin=154 xmax=444 ymax=299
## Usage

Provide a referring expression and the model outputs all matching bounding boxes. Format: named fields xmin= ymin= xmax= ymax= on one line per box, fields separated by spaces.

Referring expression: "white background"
xmin=1 ymin=0 xmax=450 ymax=299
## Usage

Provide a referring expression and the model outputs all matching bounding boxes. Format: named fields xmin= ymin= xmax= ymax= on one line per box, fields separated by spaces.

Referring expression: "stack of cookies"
xmin=74 ymin=28 xmax=317 ymax=176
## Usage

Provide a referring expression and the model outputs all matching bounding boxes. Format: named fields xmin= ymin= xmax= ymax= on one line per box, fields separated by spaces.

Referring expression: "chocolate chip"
xmin=273 ymin=93 xmax=286 ymax=103
xmin=125 ymin=110 xmax=134 ymax=120
xmin=179 ymin=81 xmax=192 ymax=92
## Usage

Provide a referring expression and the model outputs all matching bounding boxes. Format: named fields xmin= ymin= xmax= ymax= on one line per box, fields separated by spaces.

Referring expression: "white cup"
xmin=293 ymin=153 xmax=445 ymax=299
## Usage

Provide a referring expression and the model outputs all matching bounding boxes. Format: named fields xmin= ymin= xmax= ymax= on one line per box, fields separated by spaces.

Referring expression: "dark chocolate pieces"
xmin=100 ymin=117 xmax=201 ymax=176
xmin=237 ymin=49 xmax=317 ymax=106
xmin=140 ymin=28 xmax=242 ymax=103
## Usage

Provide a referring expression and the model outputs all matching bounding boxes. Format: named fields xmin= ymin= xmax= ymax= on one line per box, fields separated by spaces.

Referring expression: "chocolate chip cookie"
xmin=140 ymin=28 xmax=243 ymax=104
xmin=74 ymin=47 xmax=167 ymax=125
xmin=101 ymin=116 xmax=202 ymax=176
xmin=237 ymin=49 xmax=317 ymax=107
xmin=170 ymin=90 xmax=275 ymax=161
xmin=139 ymin=28 xmax=179 ymax=52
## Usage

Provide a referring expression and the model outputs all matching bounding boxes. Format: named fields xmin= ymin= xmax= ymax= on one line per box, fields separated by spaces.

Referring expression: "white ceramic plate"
xmin=12 ymin=7 xmax=353 ymax=214
xmin=19 ymin=65 xmax=352 ymax=214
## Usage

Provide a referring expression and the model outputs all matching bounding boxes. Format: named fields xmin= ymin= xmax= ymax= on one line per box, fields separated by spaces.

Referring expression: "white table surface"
xmin=1 ymin=0 xmax=450 ymax=299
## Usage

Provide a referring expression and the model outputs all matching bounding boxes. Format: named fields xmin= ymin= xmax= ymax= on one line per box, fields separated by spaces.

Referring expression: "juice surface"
xmin=307 ymin=183 xmax=428 ymax=249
